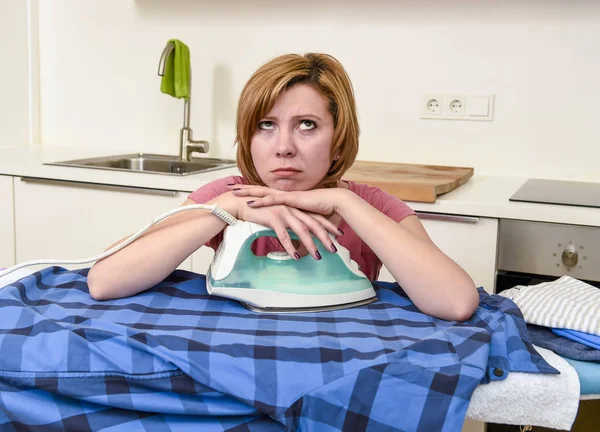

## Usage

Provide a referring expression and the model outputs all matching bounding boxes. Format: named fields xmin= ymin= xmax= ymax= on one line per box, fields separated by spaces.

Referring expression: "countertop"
xmin=1 ymin=146 xmax=599 ymax=227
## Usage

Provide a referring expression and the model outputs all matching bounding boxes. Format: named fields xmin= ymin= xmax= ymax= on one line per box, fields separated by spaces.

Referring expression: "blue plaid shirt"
xmin=0 ymin=267 xmax=556 ymax=431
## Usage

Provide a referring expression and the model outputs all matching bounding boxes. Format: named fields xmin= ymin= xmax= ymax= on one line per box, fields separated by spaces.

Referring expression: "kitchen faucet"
xmin=157 ymin=42 xmax=209 ymax=161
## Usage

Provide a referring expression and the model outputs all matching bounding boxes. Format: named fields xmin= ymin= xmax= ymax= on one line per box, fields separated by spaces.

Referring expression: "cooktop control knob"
xmin=561 ymin=245 xmax=578 ymax=267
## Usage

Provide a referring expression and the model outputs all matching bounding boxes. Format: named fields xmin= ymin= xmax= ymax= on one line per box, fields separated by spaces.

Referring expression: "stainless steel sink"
xmin=46 ymin=153 xmax=237 ymax=176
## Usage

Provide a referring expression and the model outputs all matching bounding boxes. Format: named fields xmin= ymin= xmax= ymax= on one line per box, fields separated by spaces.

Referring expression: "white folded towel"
xmin=499 ymin=275 xmax=600 ymax=335
xmin=466 ymin=346 xmax=580 ymax=430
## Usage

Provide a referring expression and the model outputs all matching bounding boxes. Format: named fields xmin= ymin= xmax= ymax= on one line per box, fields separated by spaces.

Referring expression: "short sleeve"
xmin=377 ymin=192 xmax=416 ymax=223
xmin=348 ymin=181 xmax=415 ymax=223
xmin=188 ymin=175 xmax=245 ymax=250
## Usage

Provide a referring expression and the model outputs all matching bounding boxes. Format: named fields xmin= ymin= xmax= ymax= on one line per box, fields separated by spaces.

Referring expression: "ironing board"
xmin=0 ymin=267 xmax=582 ymax=430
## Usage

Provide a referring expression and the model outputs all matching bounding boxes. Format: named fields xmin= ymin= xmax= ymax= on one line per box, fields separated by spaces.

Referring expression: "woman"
xmin=88 ymin=53 xmax=478 ymax=321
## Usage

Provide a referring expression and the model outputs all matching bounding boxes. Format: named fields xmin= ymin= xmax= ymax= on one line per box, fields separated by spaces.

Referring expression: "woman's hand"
xmin=229 ymin=185 xmax=347 ymax=217
xmin=219 ymin=189 xmax=340 ymax=260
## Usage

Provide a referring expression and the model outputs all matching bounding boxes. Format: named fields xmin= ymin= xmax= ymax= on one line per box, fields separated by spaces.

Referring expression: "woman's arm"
xmin=87 ymin=191 xmax=341 ymax=301
xmin=335 ymin=191 xmax=478 ymax=321
xmin=242 ymin=187 xmax=479 ymax=321
xmin=87 ymin=194 xmax=238 ymax=301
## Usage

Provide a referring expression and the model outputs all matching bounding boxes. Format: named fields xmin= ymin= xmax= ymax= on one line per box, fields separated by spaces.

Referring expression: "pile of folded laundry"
xmin=500 ymin=275 xmax=600 ymax=398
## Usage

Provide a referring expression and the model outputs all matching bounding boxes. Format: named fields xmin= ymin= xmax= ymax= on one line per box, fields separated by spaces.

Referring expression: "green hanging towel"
xmin=160 ymin=39 xmax=190 ymax=99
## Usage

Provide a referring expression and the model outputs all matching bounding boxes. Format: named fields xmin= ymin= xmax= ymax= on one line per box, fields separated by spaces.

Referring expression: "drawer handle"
xmin=20 ymin=177 xmax=179 ymax=197
xmin=416 ymin=211 xmax=479 ymax=224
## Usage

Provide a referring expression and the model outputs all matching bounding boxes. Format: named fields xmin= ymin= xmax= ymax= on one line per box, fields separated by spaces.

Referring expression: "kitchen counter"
xmin=0 ymin=146 xmax=239 ymax=194
xmin=1 ymin=146 xmax=599 ymax=227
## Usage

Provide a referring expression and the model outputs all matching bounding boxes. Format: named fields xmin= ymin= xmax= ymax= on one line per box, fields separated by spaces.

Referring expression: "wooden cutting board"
xmin=344 ymin=161 xmax=474 ymax=203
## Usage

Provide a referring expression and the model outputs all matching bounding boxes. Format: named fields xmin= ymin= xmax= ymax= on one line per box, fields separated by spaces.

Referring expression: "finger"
xmin=230 ymin=187 xmax=281 ymax=198
xmin=284 ymin=210 xmax=326 ymax=260
xmin=304 ymin=212 xmax=341 ymax=237
xmin=285 ymin=220 xmax=319 ymax=260
xmin=328 ymin=214 xmax=342 ymax=227
xmin=226 ymin=184 xmax=259 ymax=189
xmin=290 ymin=209 xmax=338 ymax=255
xmin=269 ymin=218 xmax=300 ymax=260
xmin=246 ymin=194 xmax=293 ymax=208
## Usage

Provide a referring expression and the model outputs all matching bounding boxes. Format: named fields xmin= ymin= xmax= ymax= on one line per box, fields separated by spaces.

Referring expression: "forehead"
xmin=267 ymin=84 xmax=330 ymax=116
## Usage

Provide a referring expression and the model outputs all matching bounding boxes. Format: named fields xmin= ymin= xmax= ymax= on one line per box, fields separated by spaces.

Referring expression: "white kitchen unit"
xmin=379 ymin=212 xmax=494 ymax=432
xmin=191 ymin=244 xmax=215 ymax=275
xmin=14 ymin=177 xmax=192 ymax=271
xmin=0 ymin=175 xmax=15 ymax=267
xmin=379 ymin=213 xmax=498 ymax=294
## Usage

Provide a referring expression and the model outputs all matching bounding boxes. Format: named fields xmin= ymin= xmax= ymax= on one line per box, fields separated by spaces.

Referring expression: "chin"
xmin=269 ymin=179 xmax=301 ymax=192
xmin=267 ymin=177 xmax=314 ymax=192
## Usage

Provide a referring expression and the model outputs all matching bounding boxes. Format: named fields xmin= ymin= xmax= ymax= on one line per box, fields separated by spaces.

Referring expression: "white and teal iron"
xmin=206 ymin=221 xmax=377 ymax=313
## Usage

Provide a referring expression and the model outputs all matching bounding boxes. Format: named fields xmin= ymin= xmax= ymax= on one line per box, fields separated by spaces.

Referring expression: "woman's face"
xmin=250 ymin=84 xmax=335 ymax=191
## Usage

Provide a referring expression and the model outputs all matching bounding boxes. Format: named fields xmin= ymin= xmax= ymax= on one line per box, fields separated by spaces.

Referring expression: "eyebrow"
xmin=261 ymin=114 xmax=323 ymax=121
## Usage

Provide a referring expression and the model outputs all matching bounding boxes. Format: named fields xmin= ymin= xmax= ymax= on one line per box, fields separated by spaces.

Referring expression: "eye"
xmin=258 ymin=121 xmax=275 ymax=130
xmin=298 ymin=120 xmax=316 ymax=130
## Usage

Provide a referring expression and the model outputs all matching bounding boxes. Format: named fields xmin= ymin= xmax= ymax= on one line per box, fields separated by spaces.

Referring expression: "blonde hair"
xmin=235 ymin=53 xmax=359 ymax=188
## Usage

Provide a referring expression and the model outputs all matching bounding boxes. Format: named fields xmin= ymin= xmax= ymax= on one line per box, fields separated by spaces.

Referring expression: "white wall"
xmin=0 ymin=0 xmax=30 ymax=148
xmin=38 ymin=0 xmax=600 ymax=180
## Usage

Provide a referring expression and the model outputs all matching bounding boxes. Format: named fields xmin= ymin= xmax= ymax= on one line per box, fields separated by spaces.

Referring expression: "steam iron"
xmin=206 ymin=221 xmax=377 ymax=313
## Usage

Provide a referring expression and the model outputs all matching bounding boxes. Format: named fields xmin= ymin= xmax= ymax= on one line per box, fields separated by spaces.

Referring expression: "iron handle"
xmin=20 ymin=177 xmax=179 ymax=197
xmin=415 ymin=211 xmax=480 ymax=224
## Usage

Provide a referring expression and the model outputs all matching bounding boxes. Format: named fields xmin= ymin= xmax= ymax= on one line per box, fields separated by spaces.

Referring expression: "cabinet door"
xmin=14 ymin=177 xmax=191 ymax=271
xmin=0 ymin=175 xmax=15 ymax=267
xmin=191 ymin=244 xmax=215 ymax=275
xmin=380 ymin=213 xmax=493 ymax=432
xmin=379 ymin=213 xmax=498 ymax=294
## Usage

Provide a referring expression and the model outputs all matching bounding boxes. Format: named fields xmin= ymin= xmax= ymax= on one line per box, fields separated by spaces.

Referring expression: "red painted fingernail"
xmin=331 ymin=244 xmax=337 ymax=253
xmin=338 ymin=229 xmax=344 ymax=235
xmin=247 ymin=200 xmax=255 ymax=205
xmin=315 ymin=251 xmax=322 ymax=260
xmin=294 ymin=252 xmax=301 ymax=260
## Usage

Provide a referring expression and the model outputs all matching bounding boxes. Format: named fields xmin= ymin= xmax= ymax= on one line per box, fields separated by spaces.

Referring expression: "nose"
xmin=275 ymin=128 xmax=297 ymax=158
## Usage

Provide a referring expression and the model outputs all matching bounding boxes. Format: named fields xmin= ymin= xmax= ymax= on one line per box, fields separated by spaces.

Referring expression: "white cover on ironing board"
xmin=466 ymin=346 xmax=580 ymax=430
xmin=0 ymin=267 xmax=39 ymax=289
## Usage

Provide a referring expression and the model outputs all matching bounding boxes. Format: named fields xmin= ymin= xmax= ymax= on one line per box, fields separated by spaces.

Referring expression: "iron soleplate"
xmin=240 ymin=295 xmax=377 ymax=314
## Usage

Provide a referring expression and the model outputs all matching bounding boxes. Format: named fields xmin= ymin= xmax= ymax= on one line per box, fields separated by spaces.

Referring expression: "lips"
xmin=272 ymin=167 xmax=301 ymax=177
xmin=272 ymin=168 xmax=301 ymax=172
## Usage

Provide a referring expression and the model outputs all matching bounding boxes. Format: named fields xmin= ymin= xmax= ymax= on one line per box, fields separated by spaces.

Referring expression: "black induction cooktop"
xmin=510 ymin=178 xmax=600 ymax=209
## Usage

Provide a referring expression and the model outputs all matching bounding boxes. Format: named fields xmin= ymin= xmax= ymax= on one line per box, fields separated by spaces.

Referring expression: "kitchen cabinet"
xmin=378 ymin=212 xmax=495 ymax=432
xmin=0 ymin=175 xmax=15 ymax=267
xmin=379 ymin=213 xmax=498 ymax=294
xmin=191 ymin=243 xmax=215 ymax=275
xmin=14 ymin=177 xmax=192 ymax=271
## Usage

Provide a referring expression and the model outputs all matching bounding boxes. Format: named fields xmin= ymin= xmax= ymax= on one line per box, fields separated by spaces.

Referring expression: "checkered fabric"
xmin=0 ymin=267 xmax=557 ymax=431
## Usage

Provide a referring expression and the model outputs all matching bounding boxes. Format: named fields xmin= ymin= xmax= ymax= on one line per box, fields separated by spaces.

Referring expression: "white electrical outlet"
xmin=444 ymin=96 xmax=465 ymax=116
xmin=420 ymin=94 xmax=494 ymax=121
xmin=421 ymin=95 xmax=442 ymax=117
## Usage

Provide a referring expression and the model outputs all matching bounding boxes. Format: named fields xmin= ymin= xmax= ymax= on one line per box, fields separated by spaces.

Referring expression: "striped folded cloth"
xmin=499 ymin=275 xmax=600 ymax=336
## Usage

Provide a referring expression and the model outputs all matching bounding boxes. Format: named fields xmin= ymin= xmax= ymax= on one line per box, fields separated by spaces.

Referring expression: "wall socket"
xmin=421 ymin=94 xmax=494 ymax=121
